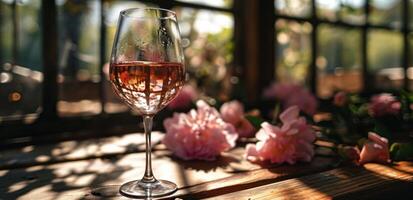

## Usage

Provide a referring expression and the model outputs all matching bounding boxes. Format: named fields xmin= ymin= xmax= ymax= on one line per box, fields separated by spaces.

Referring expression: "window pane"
xmin=57 ymin=0 xmax=101 ymax=116
xmin=176 ymin=0 xmax=233 ymax=9
xmin=0 ymin=0 xmax=42 ymax=119
xmin=174 ymin=7 xmax=234 ymax=100
xmin=275 ymin=20 xmax=312 ymax=86
xmin=0 ymin=1 xmax=13 ymax=64
xmin=369 ymin=0 xmax=401 ymax=28
xmin=104 ymin=1 xmax=155 ymax=114
xmin=410 ymin=0 xmax=413 ymax=30
xmin=317 ymin=25 xmax=362 ymax=98
xmin=316 ymin=0 xmax=365 ymax=24
xmin=368 ymin=30 xmax=403 ymax=89
xmin=275 ymin=0 xmax=311 ymax=17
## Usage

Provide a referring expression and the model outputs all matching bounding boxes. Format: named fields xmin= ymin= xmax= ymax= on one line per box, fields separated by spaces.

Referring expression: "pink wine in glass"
xmin=110 ymin=61 xmax=185 ymax=115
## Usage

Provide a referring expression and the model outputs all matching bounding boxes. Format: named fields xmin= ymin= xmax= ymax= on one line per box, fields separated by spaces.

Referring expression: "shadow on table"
xmin=0 ymin=138 xmax=142 ymax=200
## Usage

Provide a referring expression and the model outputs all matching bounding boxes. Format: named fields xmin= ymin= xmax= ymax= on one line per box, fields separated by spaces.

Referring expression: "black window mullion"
xmin=402 ymin=0 xmax=410 ymax=91
xmin=233 ymin=0 xmax=243 ymax=70
xmin=99 ymin=0 xmax=107 ymax=114
xmin=258 ymin=0 xmax=275 ymax=94
xmin=310 ymin=0 xmax=317 ymax=93
xmin=362 ymin=0 xmax=370 ymax=92
xmin=40 ymin=0 xmax=58 ymax=120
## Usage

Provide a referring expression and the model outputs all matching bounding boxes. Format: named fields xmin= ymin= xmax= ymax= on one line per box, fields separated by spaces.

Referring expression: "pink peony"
xmin=168 ymin=85 xmax=197 ymax=110
xmin=163 ymin=100 xmax=238 ymax=161
xmin=245 ymin=106 xmax=316 ymax=164
xmin=368 ymin=93 xmax=401 ymax=117
xmin=220 ymin=100 xmax=256 ymax=138
xmin=220 ymin=101 xmax=244 ymax=125
xmin=263 ymin=83 xmax=318 ymax=115
xmin=334 ymin=91 xmax=348 ymax=107
xmin=359 ymin=132 xmax=390 ymax=165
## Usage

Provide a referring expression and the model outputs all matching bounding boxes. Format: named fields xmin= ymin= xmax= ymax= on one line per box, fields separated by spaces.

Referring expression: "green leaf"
xmin=245 ymin=115 xmax=265 ymax=129
xmin=390 ymin=143 xmax=413 ymax=161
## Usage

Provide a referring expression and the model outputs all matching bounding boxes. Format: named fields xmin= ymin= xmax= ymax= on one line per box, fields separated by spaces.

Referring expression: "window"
xmin=0 ymin=0 xmax=236 ymax=139
xmin=2 ymin=0 xmax=410 ymax=140
xmin=274 ymin=0 xmax=412 ymax=98
xmin=0 ymin=0 xmax=43 ymax=119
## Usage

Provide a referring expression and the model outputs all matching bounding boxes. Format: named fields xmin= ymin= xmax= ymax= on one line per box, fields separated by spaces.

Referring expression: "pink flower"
xmin=220 ymin=101 xmax=244 ymax=125
xmin=359 ymin=132 xmax=390 ymax=165
xmin=263 ymin=83 xmax=301 ymax=100
xmin=168 ymin=85 xmax=197 ymax=110
xmin=220 ymin=100 xmax=255 ymax=138
xmin=334 ymin=91 xmax=348 ymax=107
xmin=368 ymin=93 xmax=401 ymax=117
xmin=245 ymin=106 xmax=316 ymax=164
xmin=163 ymin=100 xmax=238 ymax=161
xmin=263 ymin=83 xmax=318 ymax=115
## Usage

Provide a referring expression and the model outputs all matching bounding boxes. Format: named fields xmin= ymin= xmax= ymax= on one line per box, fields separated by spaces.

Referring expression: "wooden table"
xmin=0 ymin=132 xmax=412 ymax=200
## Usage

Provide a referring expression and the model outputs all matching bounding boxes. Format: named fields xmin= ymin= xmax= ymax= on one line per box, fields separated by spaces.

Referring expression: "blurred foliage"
xmin=0 ymin=0 xmax=42 ymax=70
xmin=369 ymin=0 xmax=401 ymax=27
xmin=275 ymin=20 xmax=311 ymax=85
xmin=316 ymin=0 xmax=365 ymax=24
xmin=176 ymin=0 xmax=233 ymax=9
xmin=2 ymin=0 xmax=413 ymax=116
xmin=275 ymin=0 xmax=311 ymax=17
xmin=174 ymin=7 xmax=234 ymax=100
xmin=368 ymin=30 xmax=402 ymax=72
xmin=317 ymin=25 xmax=362 ymax=97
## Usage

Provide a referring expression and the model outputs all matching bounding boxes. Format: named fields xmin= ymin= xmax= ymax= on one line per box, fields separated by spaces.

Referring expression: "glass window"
xmin=173 ymin=7 xmax=234 ymax=100
xmin=316 ymin=0 xmax=365 ymax=24
xmin=0 ymin=0 xmax=43 ymax=120
xmin=368 ymin=29 xmax=403 ymax=89
xmin=275 ymin=0 xmax=311 ymax=18
xmin=317 ymin=25 xmax=362 ymax=97
xmin=275 ymin=20 xmax=312 ymax=86
xmin=369 ymin=0 xmax=401 ymax=28
xmin=57 ymin=0 xmax=101 ymax=116
xmin=410 ymin=0 xmax=413 ymax=30
xmin=176 ymin=0 xmax=233 ymax=9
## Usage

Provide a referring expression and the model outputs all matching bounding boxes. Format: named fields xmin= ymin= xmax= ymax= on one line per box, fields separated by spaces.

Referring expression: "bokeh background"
xmin=1 ymin=0 xmax=412 ymax=140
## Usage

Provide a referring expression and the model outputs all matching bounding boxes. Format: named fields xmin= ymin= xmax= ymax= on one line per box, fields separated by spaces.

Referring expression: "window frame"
xmin=0 ymin=0 xmax=238 ymax=144
xmin=273 ymin=0 xmax=411 ymax=94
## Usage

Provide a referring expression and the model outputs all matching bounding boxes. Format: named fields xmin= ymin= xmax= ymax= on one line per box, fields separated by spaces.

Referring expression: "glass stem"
xmin=141 ymin=115 xmax=157 ymax=184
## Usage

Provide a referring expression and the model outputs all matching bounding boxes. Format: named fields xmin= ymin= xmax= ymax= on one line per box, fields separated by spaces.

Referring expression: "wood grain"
xmin=204 ymin=162 xmax=413 ymax=200
xmin=1 ymin=132 xmax=412 ymax=200
xmin=160 ymin=157 xmax=336 ymax=199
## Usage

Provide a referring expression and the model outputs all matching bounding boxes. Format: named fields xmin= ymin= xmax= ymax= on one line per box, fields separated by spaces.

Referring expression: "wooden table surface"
xmin=0 ymin=132 xmax=412 ymax=200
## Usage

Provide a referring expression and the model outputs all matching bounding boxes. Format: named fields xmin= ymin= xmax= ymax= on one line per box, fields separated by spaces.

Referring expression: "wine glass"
xmin=109 ymin=8 xmax=185 ymax=198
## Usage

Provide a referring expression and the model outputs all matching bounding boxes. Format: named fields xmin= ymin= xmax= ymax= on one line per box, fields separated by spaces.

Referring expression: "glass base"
xmin=119 ymin=179 xmax=177 ymax=198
